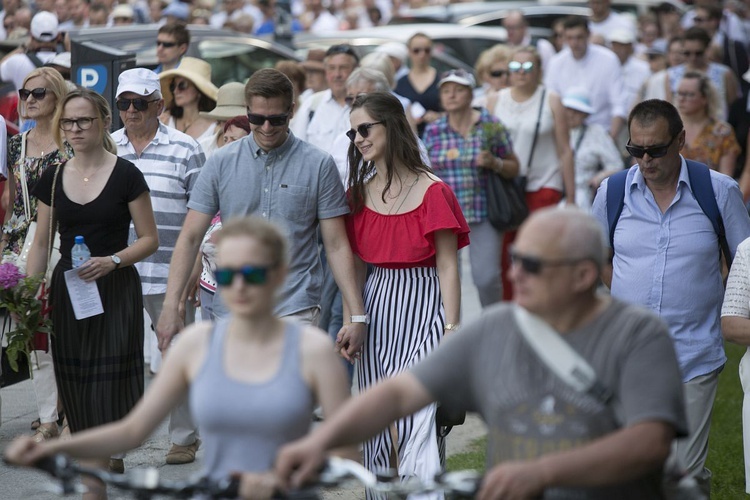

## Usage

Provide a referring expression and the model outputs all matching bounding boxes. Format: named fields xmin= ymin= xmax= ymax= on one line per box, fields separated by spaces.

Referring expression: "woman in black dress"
xmin=26 ymin=88 xmax=158 ymax=500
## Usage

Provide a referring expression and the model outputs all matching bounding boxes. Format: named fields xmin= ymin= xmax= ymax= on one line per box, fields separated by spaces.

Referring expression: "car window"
xmin=197 ymin=40 xmax=293 ymax=86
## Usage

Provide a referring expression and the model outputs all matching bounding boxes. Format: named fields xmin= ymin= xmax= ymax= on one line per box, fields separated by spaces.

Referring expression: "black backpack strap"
xmin=685 ymin=159 xmax=732 ymax=266
xmin=605 ymin=169 xmax=629 ymax=251
xmin=26 ymin=52 xmax=44 ymax=68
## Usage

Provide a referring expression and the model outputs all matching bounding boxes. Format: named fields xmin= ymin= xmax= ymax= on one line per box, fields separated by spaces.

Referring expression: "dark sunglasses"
xmin=116 ymin=98 xmax=157 ymax=111
xmin=19 ymin=87 xmax=47 ymax=101
xmin=346 ymin=121 xmax=383 ymax=142
xmin=625 ymin=132 xmax=679 ymax=159
xmin=169 ymin=80 xmax=191 ymax=92
xmin=156 ymin=40 xmax=177 ymax=48
xmin=489 ymin=69 xmax=508 ymax=78
xmin=509 ymin=249 xmax=589 ymax=275
xmin=682 ymin=50 xmax=705 ymax=57
xmin=60 ymin=117 xmax=98 ymax=131
xmin=246 ymin=111 xmax=290 ymax=126
xmin=411 ymin=47 xmax=431 ymax=54
xmin=509 ymin=61 xmax=534 ymax=73
xmin=215 ymin=266 xmax=270 ymax=286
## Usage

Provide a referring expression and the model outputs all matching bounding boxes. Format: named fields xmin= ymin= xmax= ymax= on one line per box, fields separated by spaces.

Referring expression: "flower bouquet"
xmin=0 ymin=262 xmax=52 ymax=374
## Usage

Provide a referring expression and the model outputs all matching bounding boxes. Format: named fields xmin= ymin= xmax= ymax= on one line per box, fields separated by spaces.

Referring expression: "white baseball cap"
xmin=117 ymin=68 xmax=161 ymax=97
xmin=375 ymin=42 xmax=409 ymax=64
xmin=562 ymin=87 xmax=595 ymax=114
xmin=30 ymin=11 xmax=59 ymax=42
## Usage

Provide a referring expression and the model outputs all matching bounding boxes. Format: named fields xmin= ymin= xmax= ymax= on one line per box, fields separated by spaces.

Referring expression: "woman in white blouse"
xmin=561 ymin=88 xmax=624 ymax=208
xmin=492 ymin=45 xmax=574 ymax=299
xmin=721 ymin=237 xmax=750 ymax=495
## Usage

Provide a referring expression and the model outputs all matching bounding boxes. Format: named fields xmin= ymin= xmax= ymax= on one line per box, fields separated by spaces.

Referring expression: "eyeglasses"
xmin=19 ymin=87 xmax=48 ymax=101
xmin=156 ymin=40 xmax=177 ymax=48
xmin=676 ymin=90 xmax=699 ymax=99
xmin=509 ymin=61 xmax=534 ymax=73
xmin=346 ymin=121 xmax=383 ymax=142
xmin=509 ymin=249 xmax=590 ymax=275
xmin=625 ymin=132 xmax=679 ymax=159
xmin=116 ymin=98 xmax=157 ymax=111
xmin=489 ymin=69 xmax=508 ymax=78
xmin=60 ymin=117 xmax=98 ymax=131
xmin=169 ymin=80 xmax=191 ymax=92
xmin=215 ymin=266 xmax=270 ymax=286
xmin=682 ymin=50 xmax=705 ymax=58
xmin=411 ymin=47 xmax=431 ymax=54
xmin=246 ymin=111 xmax=290 ymax=126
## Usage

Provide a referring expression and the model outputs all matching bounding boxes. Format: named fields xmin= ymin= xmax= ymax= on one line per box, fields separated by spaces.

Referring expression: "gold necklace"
xmin=31 ymin=133 xmax=55 ymax=157
xmin=368 ymin=174 xmax=420 ymax=215
xmin=72 ymin=164 xmax=98 ymax=183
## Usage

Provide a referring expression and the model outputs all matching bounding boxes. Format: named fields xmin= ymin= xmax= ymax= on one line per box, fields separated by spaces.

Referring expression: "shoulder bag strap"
xmin=46 ymin=165 xmax=60 ymax=271
xmin=19 ymin=131 xmax=31 ymax=222
xmin=513 ymin=304 xmax=613 ymax=405
xmin=573 ymin=125 xmax=587 ymax=154
xmin=526 ymin=87 xmax=547 ymax=170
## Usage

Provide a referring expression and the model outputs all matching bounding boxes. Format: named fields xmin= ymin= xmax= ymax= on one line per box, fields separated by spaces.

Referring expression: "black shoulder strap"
xmin=26 ymin=52 xmax=44 ymax=68
xmin=605 ymin=169 xmax=629 ymax=250
xmin=685 ymin=159 xmax=732 ymax=266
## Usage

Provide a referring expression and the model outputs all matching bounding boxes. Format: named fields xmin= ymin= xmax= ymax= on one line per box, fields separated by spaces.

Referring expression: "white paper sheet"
xmin=63 ymin=268 xmax=104 ymax=320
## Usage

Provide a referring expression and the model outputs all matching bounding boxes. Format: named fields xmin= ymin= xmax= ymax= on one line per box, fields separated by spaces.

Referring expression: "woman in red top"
xmin=344 ymin=92 xmax=469 ymax=491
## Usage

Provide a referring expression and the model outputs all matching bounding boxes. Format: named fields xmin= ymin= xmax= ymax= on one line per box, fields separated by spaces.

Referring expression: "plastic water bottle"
xmin=71 ymin=235 xmax=91 ymax=269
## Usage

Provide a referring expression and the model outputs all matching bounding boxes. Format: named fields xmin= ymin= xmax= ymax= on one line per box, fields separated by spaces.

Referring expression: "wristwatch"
xmin=110 ymin=254 xmax=122 ymax=269
xmin=350 ymin=314 xmax=371 ymax=325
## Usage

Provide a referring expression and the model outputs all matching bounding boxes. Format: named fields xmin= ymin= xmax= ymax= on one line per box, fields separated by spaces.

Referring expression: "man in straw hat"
xmin=111 ymin=67 xmax=206 ymax=466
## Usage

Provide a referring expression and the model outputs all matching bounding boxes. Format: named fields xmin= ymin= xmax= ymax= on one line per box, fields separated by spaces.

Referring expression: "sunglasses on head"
xmin=169 ymin=80 xmax=191 ymax=92
xmin=509 ymin=248 xmax=590 ymax=275
xmin=246 ymin=111 xmax=290 ymax=126
xmin=508 ymin=61 xmax=534 ymax=73
xmin=625 ymin=132 xmax=679 ymax=159
xmin=346 ymin=121 xmax=383 ymax=142
xmin=215 ymin=266 xmax=270 ymax=286
xmin=116 ymin=97 xmax=156 ymax=111
xmin=489 ymin=69 xmax=508 ymax=78
xmin=19 ymin=87 xmax=47 ymax=101
xmin=156 ymin=40 xmax=177 ymax=48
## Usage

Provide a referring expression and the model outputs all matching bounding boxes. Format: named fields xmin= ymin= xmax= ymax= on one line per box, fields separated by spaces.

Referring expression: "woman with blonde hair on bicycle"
xmin=5 ymin=215 xmax=352 ymax=500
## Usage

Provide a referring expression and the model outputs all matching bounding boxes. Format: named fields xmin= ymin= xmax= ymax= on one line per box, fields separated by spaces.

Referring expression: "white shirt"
xmin=570 ymin=123 xmax=622 ymax=208
xmin=291 ymin=89 xmax=350 ymax=152
xmin=621 ymin=55 xmax=651 ymax=111
xmin=210 ymin=5 xmax=263 ymax=29
xmin=309 ymin=10 xmax=340 ymax=33
xmin=0 ymin=50 xmax=57 ymax=91
xmin=545 ymin=44 xmax=627 ymax=130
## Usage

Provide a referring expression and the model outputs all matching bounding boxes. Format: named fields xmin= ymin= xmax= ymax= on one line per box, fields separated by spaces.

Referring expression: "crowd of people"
xmin=0 ymin=0 xmax=748 ymax=499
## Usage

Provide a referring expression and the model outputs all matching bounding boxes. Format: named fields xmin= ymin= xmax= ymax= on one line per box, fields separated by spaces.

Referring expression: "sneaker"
xmin=165 ymin=439 xmax=201 ymax=465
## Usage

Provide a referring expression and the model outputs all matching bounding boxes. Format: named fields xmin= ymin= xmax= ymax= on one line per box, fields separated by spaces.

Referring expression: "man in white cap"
xmin=587 ymin=0 xmax=635 ymax=39
xmin=375 ymin=41 xmax=408 ymax=80
xmin=112 ymin=67 xmax=206 ymax=466
xmin=0 ymin=11 xmax=59 ymax=91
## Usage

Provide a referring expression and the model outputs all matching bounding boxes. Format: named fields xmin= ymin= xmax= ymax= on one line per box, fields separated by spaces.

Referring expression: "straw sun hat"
xmin=159 ymin=57 xmax=219 ymax=109
xmin=199 ymin=82 xmax=246 ymax=121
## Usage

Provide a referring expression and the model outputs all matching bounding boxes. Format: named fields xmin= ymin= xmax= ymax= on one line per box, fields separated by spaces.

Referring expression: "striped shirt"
xmin=113 ymin=123 xmax=205 ymax=295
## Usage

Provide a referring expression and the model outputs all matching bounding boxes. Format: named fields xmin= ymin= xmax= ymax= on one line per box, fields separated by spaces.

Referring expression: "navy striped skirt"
xmin=50 ymin=264 xmax=144 ymax=433
xmin=359 ymin=266 xmax=445 ymax=490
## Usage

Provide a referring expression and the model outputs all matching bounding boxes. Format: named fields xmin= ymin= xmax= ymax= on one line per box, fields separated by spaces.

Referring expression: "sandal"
xmin=30 ymin=418 xmax=40 ymax=431
xmin=32 ymin=424 xmax=59 ymax=443
xmin=31 ymin=412 xmax=64 ymax=430
xmin=60 ymin=419 xmax=71 ymax=440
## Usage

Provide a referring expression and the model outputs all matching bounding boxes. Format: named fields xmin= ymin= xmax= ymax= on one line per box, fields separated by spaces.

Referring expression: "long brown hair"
xmin=347 ymin=92 xmax=432 ymax=213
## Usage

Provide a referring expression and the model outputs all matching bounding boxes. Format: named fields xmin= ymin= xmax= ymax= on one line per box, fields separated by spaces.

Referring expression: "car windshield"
xmin=198 ymin=40 xmax=290 ymax=86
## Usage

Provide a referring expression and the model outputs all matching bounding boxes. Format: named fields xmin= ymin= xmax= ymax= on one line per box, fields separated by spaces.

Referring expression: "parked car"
xmin=391 ymin=2 xmax=591 ymax=30
xmin=295 ymin=23 xmax=509 ymax=71
xmin=537 ymin=0 xmax=686 ymax=16
xmin=68 ymin=25 xmax=300 ymax=86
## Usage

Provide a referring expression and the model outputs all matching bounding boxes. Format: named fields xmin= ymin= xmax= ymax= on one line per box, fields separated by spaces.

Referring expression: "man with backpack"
xmin=591 ymin=99 xmax=750 ymax=498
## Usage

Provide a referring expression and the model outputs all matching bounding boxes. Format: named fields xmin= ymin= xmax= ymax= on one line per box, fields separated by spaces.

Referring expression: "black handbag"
xmin=485 ymin=88 xmax=546 ymax=232
xmin=486 ymin=174 xmax=528 ymax=232
xmin=436 ymin=402 xmax=466 ymax=437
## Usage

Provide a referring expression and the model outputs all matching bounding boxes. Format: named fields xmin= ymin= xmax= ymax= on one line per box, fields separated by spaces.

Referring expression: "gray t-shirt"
xmin=188 ymin=131 xmax=349 ymax=317
xmin=412 ymin=299 xmax=687 ymax=499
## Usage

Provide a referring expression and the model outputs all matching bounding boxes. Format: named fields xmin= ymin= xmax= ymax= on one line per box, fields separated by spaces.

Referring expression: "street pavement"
xmin=0 ymin=252 xmax=487 ymax=499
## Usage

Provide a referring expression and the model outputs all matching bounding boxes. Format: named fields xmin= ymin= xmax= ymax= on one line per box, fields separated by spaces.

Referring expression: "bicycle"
xmin=19 ymin=453 xmax=240 ymax=499
xmin=17 ymin=454 xmax=481 ymax=499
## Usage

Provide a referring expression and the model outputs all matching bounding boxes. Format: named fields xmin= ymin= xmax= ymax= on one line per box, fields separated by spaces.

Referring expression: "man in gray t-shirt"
xmin=275 ymin=207 xmax=687 ymax=499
